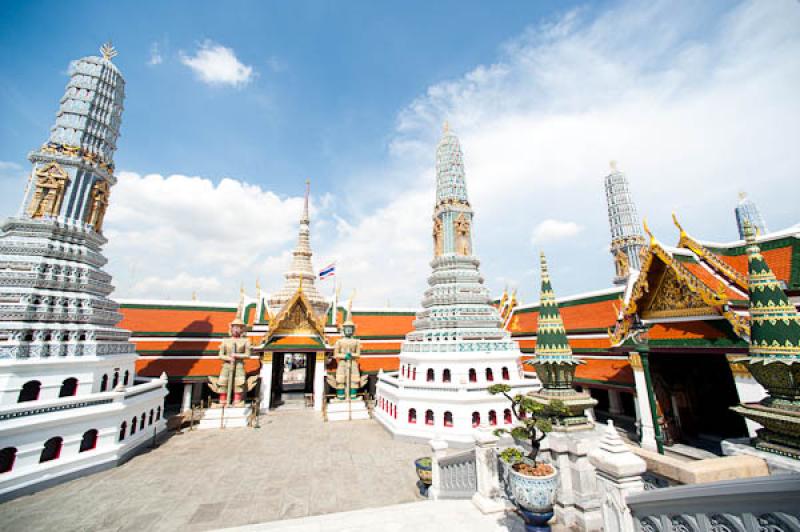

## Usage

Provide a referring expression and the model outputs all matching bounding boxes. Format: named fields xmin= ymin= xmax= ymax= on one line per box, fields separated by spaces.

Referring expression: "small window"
xmin=79 ymin=430 xmax=98 ymax=452
xmin=401 ymin=365 xmax=405 ymax=378
xmin=412 ymin=368 xmax=417 ymax=380
xmin=502 ymin=367 xmax=510 ymax=380
xmin=469 ymin=368 xmax=477 ymax=383
xmin=156 ymin=407 xmax=161 ymax=421
xmin=472 ymin=411 xmax=480 ymax=428
xmin=425 ymin=409 xmax=434 ymax=426
xmin=504 ymin=408 xmax=512 ymax=424
xmin=489 ymin=410 xmax=497 ymax=426
xmin=59 ymin=377 xmax=78 ymax=397
xmin=119 ymin=422 xmax=127 ymax=441
xmin=140 ymin=413 xmax=145 ymax=430
xmin=40 ymin=437 xmax=63 ymax=463
xmin=100 ymin=374 xmax=108 ymax=392
xmin=408 ymin=408 xmax=417 ymax=424
xmin=444 ymin=411 xmax=453 ymax=427
xmin=18 ymin=380 xmax=41 ymax=402
xmin=131 ymin=417 xmax=137 ymax=435
xmin=148 ymin=409 xmax=154 ymax=425
xmin=0 ymin=447 xmax=17 ymax=474
xmin=486 ymin=368 xmax=494 ymax=382
xmin=443 ymin=369 xmax=451 ymax=383
xmin=426 ymin=369 xmax=435 ymax=382
xmin=112 ymin=371 xmax=119 ymax=388
xmin=123 ymin=370 xmax=130 ymax=386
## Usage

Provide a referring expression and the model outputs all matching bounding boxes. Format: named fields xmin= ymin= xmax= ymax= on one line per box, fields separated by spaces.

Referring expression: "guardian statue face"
xmin=343 ymin=324 xmax=355 ymax=338
xmin=230 ymin=324 xmax=245 ymax=338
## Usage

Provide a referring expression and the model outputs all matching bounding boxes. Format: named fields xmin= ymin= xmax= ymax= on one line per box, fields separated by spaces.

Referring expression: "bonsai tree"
xmin=488 ymin=384 xmax=568 ymax=470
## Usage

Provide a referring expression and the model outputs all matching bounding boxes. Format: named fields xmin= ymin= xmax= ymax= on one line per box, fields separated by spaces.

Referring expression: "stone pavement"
xmin=220 ymin=500 xmax=529 ymax=532
xmin=0 ymin=410 xmax=429 ymax=532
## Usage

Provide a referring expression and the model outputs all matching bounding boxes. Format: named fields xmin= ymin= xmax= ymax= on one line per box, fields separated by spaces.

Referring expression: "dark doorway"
xmin=269 ymin=352 xmax=316 ymax=409
xmin=650 ymin=352 xmax=747 ymax=451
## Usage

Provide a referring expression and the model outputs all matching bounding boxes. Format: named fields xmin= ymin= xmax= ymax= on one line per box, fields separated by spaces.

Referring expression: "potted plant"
xmin=489 ymin=384 xmax=568 ymax=526
xmin=414 ymin=456 xmax=432 ymax=496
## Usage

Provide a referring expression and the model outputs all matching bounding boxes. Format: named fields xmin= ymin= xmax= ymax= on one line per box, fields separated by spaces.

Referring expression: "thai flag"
xmin=319 ymin=263 xmax=336 ymax=280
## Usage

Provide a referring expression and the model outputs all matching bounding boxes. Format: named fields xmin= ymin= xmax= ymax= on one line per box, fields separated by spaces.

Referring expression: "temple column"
xmin=727 ymin=355 xmax=766 ymax=437
xmin=181 ymin=383 xmax=192 ymax=412
xmin=608 ymin=388 xmax=624 ymax=416
xmin=313 ymin=351 xmax=325 ymax=411
xmin=259 ymin=353 xmax=273 ymax=413
xmin=630 ymin=353 xmax=657 ymax=451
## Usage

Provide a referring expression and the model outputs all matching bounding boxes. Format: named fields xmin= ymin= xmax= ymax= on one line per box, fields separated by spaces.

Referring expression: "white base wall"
xmin=0 ymin=377 xmax=167 ymax=501
xmin=375 ymin=373 xmax=540 ymax=446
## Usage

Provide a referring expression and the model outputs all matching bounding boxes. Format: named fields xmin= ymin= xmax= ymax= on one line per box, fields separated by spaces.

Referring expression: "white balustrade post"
xmin=588 ymin=420 xmax=647 ymax=532
xmin=181 ymin=382 xmax=192 ymax=412
xmin=313 ymin=351 xmax=325 ymax=411
xmin=429 ymin=438 xmax=448 ymax=500
xmin=472 ymin=426 xmax=505 ymax=513
xmin=259 ymin=354 xmax=273 ymax=413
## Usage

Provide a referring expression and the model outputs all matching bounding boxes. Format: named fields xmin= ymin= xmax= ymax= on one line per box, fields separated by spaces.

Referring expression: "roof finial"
xmin=743 ymin=219 xmax=756 ymax=244
xmin=100 ymin=41 xmax=118 ymax=61
xmin=302 ymin=179 xmax=310 ymax=222
xmin=738 ymin=191 xmax=747 ymax=201
xmin=442 ymin=120 xmax=450 ymax=134
xmin=609 ymin=160 xmax=618 ymax=172
xmin=671 ymin=212 xmax=687 ymax=238
xmin=539 ymin=251 xmax=549 ymax=277
xmin=643 ymin=218 xmax=656 ymax=246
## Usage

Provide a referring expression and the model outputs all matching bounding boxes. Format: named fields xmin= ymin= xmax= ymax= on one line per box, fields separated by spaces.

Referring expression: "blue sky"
xmin=1 ymin=1 xmax=798 ymax=306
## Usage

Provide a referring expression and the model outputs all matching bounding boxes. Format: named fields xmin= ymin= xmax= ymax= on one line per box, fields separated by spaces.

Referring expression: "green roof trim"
xmin=514 ymin=289 xmax=622 ymax=315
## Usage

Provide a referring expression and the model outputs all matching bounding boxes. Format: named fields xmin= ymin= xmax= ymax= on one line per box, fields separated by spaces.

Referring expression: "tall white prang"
xmin=604 ymin=162 xmax=646 ymax=285
xmin=375 ymin=123 xmax=538 ymax=445
xmin=0 ymin=44 xmax=166 ymax=501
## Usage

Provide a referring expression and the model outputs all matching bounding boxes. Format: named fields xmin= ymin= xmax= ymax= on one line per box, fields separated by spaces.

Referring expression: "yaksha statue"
xmin=213 ymin=317 xmax=251 ymax=406
xmin=329 ymin=316 xmax=368 ymax=400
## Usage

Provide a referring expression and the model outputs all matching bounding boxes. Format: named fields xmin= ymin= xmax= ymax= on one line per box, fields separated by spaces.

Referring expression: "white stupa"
xmin=375 ymin=124 xmax=538 ymax=445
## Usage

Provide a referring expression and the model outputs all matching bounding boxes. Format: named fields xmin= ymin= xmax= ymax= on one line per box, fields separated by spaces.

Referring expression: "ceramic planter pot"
xmin=414 ymin=457 xmax=432 ymax=495
xmin=507 ymin=459 xmax=559 ymax=513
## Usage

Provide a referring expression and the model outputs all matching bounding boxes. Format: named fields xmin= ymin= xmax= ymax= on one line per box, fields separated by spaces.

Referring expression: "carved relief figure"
xmin=85 ymin=180 xmax=110 ymax=232
xmin=433 ymin=217 xmax=443 ymax=257
xmin=614 ymin=248 xmax=629 ymax=278
xmin=27 ymin=163 xmax=69 ymax=219
xmin=454 ymin=214 xmax=471 ymax=256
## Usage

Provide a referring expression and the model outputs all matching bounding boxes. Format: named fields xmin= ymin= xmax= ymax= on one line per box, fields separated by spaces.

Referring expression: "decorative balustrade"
xmin=627 ymin=475 xmax=800 ymax=532
xmin=437 ymin=448 xmax=478 ymax=499
xmin=378 ymin=372 xmax=537 ymax=395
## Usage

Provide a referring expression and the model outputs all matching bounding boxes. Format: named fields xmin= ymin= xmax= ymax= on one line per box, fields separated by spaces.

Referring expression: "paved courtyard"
xmin=0 ymin=410 xmax=429 ymax=532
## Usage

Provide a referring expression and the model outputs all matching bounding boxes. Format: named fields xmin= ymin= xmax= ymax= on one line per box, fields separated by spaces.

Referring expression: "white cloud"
xmin=179 ymin=41 xmax=254 ymax=87
xmin=148 ymin=42 xmax=163 ymax=66
xmin=531 ymin=219 xmax=584 ymax=245
xmin=105 ymin=172 xmax=305 ymax=300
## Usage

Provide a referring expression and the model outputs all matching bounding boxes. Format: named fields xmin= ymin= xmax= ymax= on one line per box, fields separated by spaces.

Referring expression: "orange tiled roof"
xmin=575 ymin=359 xmax=634 ymax=386
xmin=717 ymin=246 xmax=793 ymax=283
xmin=119 ymin=306 xmax=235 ymax=335
xmin=648 ymin=320 xmax=729 ymax=340
xmin=136 ymin=358 xmax=260 ymax=378
xmin=351 ymin=313 xmax=416 ymax=336
xmin=681 ymin=262 xmax=743 ymax=300
xmin=359 ymin=356 xmax=400 ymax=372
xmin=511 ymin=298 xmax=619 ymax=335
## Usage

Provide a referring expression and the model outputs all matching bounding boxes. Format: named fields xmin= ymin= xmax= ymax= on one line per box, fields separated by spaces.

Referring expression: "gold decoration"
xmin=84 ymin=180 xmax=110 ymax=232
xmin=629 ymin=353 xmax=643 ymax=371
xmin=27 ymin=163 xmax=69 ymax=219
xmin=315 ymin=351 xmax=326 ymax=362
xmin=262 ymin=352 xmax=273 ymax=363
xmin=726 ymin=354 xmax=751 ymax=378
xmin=614 ymin=248 xmax=630 ymax=278
xmin=453 ymin=214 xmax=471 ymax=256
xmin=100 ymin=41 xmax=118 ymax=61
xmin=433 ymin=217 xmax=443 ymax=257
xmin=643 ymin=267 xmax=714 ymax=319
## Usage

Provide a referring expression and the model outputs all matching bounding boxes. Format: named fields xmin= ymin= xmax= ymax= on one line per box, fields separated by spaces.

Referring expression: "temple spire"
xmin=742 ymin=221 xmax=800 ymax=362
xmin=266 ymin=181 xmax=328 ymax=319
xmin=604 ymin=161 xmax=646 ymax=285
xmin=532 ymin=252 xmax=578 ymax=365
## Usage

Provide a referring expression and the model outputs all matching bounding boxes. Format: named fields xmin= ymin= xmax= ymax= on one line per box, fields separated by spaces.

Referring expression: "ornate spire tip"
xmin=100 ymin=42 xmax=118 ymax=61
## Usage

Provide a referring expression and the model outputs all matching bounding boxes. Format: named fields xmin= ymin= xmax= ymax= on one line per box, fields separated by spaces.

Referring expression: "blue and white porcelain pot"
xmin=507 ymin=459 xmax=559 ymax=513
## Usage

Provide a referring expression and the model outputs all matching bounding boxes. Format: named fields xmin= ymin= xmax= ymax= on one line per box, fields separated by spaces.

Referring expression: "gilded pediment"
xmin=641 ymin=263 xmax=715 ymax=319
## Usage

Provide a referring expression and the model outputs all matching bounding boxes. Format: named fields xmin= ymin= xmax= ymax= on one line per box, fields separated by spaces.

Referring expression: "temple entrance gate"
xmin=268 ymin=352 xmax=318 ymax=409
xmin=649 ymin=352 xmax=747 ymax=451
